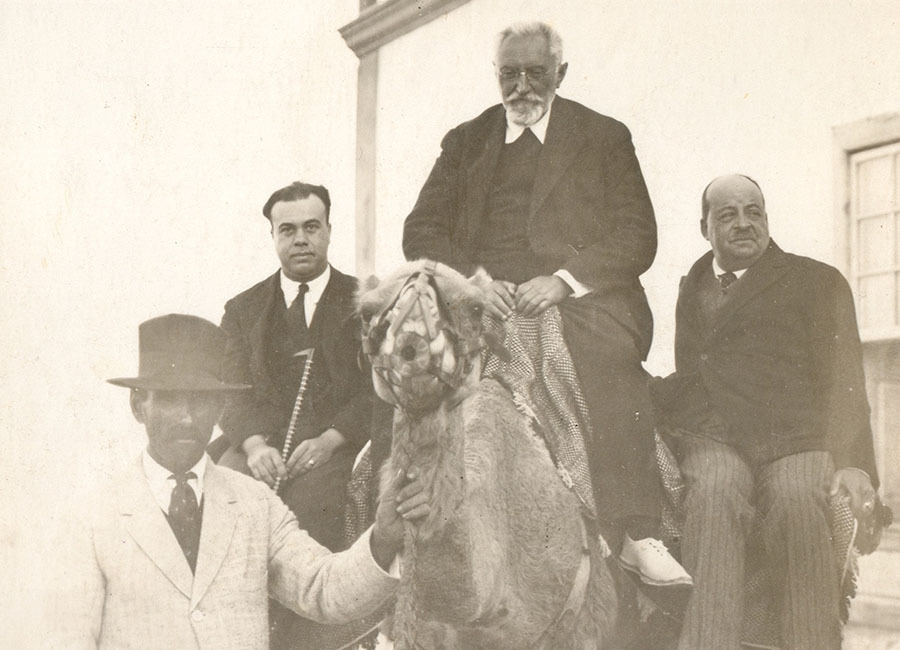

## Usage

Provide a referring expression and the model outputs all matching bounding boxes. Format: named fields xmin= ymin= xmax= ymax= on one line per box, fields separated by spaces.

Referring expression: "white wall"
xmin=372 ymin=7 xmax=900 ymax=638
xmin=373 ymin=0 xmax=900 ymax=374
xmin=0 ymin=2 xmax=359 ymax=645
xmin=2 ymin=0 xmax=898 ymax=644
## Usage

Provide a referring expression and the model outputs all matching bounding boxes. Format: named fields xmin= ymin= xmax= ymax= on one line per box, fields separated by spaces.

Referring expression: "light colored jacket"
xmin=44 ymin=458 xmax=395 ymax=649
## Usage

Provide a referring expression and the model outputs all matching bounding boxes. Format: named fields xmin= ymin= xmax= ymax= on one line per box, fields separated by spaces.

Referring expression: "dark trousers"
xmin=675 ymin=436 xmax=840 ymax=649
xmin=560 ymin=297 xmax=661 ymax=543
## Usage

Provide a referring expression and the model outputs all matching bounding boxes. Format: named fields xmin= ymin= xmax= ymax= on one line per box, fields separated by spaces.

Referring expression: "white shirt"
xmin=505 ymin=100 xmax=553 ymax=144
xmin=711 ymin=257 xmax=748 ymax=280
xmin=505 ymin=99 xmax=592 ymax=298
xmin=280 ymin=264 xmax=331 ymax=326
xmin=142 ymin=450 xmax=207 ymax=514
xmin=142 ymin=446 xmax=402 ymax=577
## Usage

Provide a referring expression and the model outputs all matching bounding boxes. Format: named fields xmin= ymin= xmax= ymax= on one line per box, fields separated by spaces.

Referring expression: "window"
xmin=876 ymin=381 xmax=900 ymax=512
xmin=849 ymin=141 xmax=900 ymax=340
xmin=835 ymin=113 xmax=900 ymax=522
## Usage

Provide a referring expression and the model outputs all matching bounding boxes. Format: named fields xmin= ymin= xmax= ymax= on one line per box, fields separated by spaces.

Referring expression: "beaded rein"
xmin=273 ymin=347 xmax=315 ymax=494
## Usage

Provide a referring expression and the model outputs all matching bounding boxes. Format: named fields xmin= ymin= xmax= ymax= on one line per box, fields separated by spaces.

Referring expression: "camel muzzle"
xmin=362 ymin=261 xmax=479 ymax=414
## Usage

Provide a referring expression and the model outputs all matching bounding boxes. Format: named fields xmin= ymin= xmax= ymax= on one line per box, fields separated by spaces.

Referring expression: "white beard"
xmin=502 ymin=91 xmax=552 ymax=127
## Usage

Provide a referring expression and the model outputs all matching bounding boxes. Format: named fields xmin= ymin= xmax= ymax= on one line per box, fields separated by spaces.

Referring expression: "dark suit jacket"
xmin=403 ymin=96 xmax=657 ymax=357
xmin=219 ymin=266 xmax=370 ymax=453
xmin=652 ymin=242 xmax=878 ymax=483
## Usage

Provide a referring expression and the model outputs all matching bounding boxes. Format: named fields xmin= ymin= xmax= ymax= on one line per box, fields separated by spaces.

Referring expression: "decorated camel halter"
xmin=362 ymin=261 xmax=482 ymax=413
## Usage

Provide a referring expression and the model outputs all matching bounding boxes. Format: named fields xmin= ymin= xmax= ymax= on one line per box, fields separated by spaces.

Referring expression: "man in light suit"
xmin=45 ymin=314 xmax=428 ymax=650
xmin=652 ymin=174 xmax=879 ymax=648
xmin=403 ymin=21 xmax=688 ymax=585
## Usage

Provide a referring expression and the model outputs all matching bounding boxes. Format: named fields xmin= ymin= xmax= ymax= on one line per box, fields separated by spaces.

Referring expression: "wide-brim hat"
xmin=108 ymin=314 xmax=250 ymax=391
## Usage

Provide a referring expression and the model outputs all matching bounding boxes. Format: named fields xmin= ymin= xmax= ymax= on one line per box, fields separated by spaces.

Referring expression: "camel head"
xmin=359 ymin=260 xmax=493 ymax=415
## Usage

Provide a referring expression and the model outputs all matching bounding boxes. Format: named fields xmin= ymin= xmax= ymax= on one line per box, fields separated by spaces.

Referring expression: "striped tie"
xmin=168 ymin=471 xmax=201 ymax=572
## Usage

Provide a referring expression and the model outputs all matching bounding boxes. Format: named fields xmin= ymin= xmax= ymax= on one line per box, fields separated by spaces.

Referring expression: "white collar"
xmin=142 ymin=450 xmax=207 ymax=514
xmin=711 ymin=256 xmax=747 ymax=279
xmin=505 ymin=99 xmax=553 ymax=144
xmin=280 ymin=264 xmax=331 ymax=310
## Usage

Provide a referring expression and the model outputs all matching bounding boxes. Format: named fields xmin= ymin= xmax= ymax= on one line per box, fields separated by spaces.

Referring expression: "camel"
xmin=357 ymin=260 xmax=626 ymax=650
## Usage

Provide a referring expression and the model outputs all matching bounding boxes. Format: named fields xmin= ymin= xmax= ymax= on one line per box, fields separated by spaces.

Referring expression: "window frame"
xmin=833 ymin=113 xmax=900 ymax=342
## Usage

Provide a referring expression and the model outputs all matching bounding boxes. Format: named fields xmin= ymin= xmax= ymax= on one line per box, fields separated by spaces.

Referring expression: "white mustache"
xmin=505 ymin=91 xmax=541 ymax=103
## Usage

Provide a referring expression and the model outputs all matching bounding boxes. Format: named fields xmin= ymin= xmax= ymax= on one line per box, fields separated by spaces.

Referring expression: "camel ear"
xmin=361 ymin=274 xmax=380 ymax=292
xmin=482 ymin=329 xmax=512 ymax=362
xmin=468 ymin=267 xmax=493 ymax=291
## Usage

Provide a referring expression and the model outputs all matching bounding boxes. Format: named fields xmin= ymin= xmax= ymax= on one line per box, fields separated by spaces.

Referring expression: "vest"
xmin=472 ymin=129 xmax=556 ymax=283
xmin=677 ymin=266 xmax=736 ymax=442
xmin=696 ymin=265 xmax=739 ymax=327
xmin=265 ymin=293 xmax=316 ymax=449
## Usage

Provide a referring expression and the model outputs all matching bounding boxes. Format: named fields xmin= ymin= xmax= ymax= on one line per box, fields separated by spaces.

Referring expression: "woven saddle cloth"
xmin=480 ymin=307 xmax=880 ymax=632
xmin=338 ymin=307 xmax=889 ymax=648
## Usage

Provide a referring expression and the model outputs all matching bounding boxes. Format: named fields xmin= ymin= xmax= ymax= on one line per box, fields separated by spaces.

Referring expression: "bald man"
xmin=652 ymin=174 xmax=879 ymax=648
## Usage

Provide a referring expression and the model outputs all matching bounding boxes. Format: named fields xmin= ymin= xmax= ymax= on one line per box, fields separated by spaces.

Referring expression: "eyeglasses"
xmin=498 ymin=67 xmax=550 ymax=83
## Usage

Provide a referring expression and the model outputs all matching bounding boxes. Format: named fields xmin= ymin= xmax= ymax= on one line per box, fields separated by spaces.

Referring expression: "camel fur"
xmin=358 ymin=260 xmax=621 ymax=650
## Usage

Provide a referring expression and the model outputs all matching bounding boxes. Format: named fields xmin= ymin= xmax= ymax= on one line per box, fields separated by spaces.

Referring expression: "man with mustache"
xmin=403 ymin=21 xmax=689 ymax=585
xmin=45 ymin=314 xmax=429 ymax=649
xmin=652 ymin=174 xmax=879 ymax=648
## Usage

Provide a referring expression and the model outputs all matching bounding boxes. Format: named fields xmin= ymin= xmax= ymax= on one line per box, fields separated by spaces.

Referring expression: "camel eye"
xmin=470 ymin=304 xmax=483 ymax=318
xmin=360 ymin=305 xmax=376 ymax=323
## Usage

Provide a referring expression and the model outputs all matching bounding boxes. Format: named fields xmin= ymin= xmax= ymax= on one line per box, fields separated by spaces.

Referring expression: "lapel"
xmin=190 ymin=464 xmax=238 ymax=607
xmin=709 ymin=241 xmax=790 ymax=332
xmin=248 ymin=271 xmax=281 ymax=383
xmin=118 ymin=458 xmax=193 ymax=599
xmin=529 ymin=97 xmax=587 ymax=221
xmin=463 ymin=108 xmax=507 ymax=250
xmin=308 ymin=269 xmax=347 ymax=339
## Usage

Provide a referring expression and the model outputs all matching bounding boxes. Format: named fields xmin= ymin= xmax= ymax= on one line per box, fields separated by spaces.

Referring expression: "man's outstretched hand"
xmin=370 ymin=467 xmax=431 ymax=569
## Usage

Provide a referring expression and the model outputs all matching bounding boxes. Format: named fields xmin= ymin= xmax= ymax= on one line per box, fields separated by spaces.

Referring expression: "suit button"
xmin=191 ymin=609 xmax=205 ymax=622
xmin=699 ymin=353 xmax=709 ymax=361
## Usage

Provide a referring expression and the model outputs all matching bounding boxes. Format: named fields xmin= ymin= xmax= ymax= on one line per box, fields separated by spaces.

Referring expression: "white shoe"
xmin=618 ymin=536 xmax=693 ymax=587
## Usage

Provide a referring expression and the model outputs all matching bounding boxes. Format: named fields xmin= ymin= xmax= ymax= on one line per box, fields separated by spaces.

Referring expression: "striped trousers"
xmin=675 ymin=436 xmax=840 ymax=650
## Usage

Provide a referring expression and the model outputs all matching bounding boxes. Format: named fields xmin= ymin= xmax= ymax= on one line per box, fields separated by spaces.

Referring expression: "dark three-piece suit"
xmin=652 ymin=241 xmax=878 ymax=648
xmin=403 ymin=96 xmax=660 ymax=533
xmin=217 ymin=266 xmax=371 ymax=649
xmin=219 ymin=267 xmax=369 ymax=481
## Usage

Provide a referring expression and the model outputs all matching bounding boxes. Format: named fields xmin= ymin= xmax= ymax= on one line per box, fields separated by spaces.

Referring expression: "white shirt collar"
xmin=711 ymin=256 xmax=748 ymax=279
xmin=505 ymin=99 xmax=553 ymax=144
xmin=142 ymin=450 xmax=207 ymax=514
xmin=280 ymin=264 xmax=331 ymax=323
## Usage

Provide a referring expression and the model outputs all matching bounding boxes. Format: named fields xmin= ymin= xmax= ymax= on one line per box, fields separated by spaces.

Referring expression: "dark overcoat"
xmin=653 ymin=241 xmax=878 ymax=482
xmin=403 ymin=96 xmax=662 ymax=526
xmin=218 ymin=266 xmax=370 ymax=453
xmin=403 ymin=95 xmax=657 ymax=357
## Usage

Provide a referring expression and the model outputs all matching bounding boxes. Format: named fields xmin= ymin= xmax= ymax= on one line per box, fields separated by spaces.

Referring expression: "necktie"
xmin=718 ymin=271 xmax=738 ymax=290
xmin=288 ymin=283 xmax=310 ymax=333
xmin=168 ymin=471 xmax=201 ymax=573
